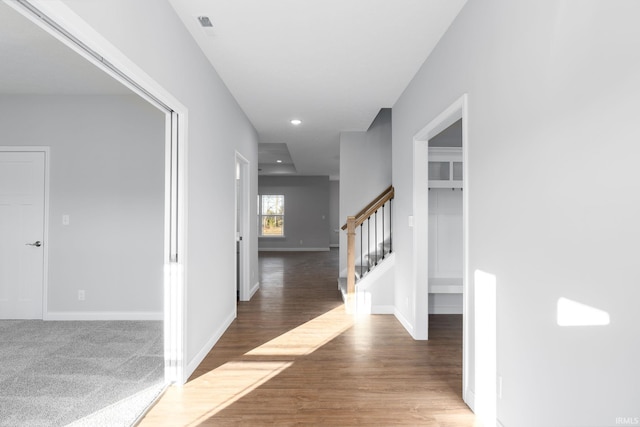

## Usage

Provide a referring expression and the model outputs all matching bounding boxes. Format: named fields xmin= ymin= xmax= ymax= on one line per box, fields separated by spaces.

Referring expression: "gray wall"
xmin=258 ymin=176 xmax=330 ymax=250
xmin=0 ymin=95 xmax=164 ymax=316
xmin=392 ymin=1 xmax=640 ymax=425
xmin=329 ymin=180 xmax=340 ymax=247
xmin=339 ymin=108 xmax=392 ymax=272
xmin=61 ymin=0 xmax=260 ymax=377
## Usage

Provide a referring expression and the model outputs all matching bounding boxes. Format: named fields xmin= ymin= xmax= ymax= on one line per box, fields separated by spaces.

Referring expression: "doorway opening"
xmin=412 ymin=95 xmax=471 ymax=406
xmin=235 ymin=152 xmax=251 ymax=302
xmin=427 ymin=119 xmax=464 ymax=317
xmin=7 ymin=1 xmax=188 ymax=384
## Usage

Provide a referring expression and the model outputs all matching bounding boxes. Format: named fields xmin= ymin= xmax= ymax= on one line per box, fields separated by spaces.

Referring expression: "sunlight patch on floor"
xmin=140 ymin=305 xmax=355 ymax=425
xmin=170 ymin=361 xmax=293 ymax=427
xmin=246 ymin=305 xmax=354 ymax=356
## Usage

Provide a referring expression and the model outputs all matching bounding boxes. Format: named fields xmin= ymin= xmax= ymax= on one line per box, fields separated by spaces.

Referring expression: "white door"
xmin=0 ymin=151 xmax=45 ymax=319
xmin=235 ymin=152 xmax=250 ymax=301
xmin=236 ymin=161 xmax=242 ymax=300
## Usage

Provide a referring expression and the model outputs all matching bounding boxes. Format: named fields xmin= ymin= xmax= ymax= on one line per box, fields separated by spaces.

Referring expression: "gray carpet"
xmin=0 ymin=320 xmax=165 ymax=427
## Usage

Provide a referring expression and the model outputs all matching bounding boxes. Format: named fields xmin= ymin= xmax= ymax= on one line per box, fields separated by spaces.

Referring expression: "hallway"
xmin=141 ymin=250 xmax=477 ymax=426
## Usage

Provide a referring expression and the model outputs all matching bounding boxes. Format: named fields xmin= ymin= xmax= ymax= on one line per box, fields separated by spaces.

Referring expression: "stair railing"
xmin=342 ymin=185 xmax=394 ymax=300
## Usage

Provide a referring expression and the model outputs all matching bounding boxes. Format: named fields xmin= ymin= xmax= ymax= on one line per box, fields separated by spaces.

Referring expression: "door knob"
xmin=26 ymin=241 xmax=42 ymax=247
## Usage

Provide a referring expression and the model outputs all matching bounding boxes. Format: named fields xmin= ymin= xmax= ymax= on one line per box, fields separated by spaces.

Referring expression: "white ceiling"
xmin=258 ymin=143 xmax=297 ymax=175
xmin=168 ymin=0 xmax=467 ymax=177
xmin=0 ymin=2 xmax=130 ymax=95
xmin=1 ymin=1 xmax=466 ymax=177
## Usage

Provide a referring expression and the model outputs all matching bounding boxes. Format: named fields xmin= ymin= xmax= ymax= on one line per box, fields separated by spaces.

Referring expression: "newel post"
xmin=346 ymin=216 xmax=356 ymax=309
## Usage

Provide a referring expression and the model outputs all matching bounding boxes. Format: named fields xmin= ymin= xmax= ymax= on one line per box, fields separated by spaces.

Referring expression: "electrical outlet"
xmin=78 ymin=290 xmax=85 ymax=301
xmin=299 ymin=240 xmax=303 ymax=245
xmin=62 ymin=214 xmax=70 ymax=226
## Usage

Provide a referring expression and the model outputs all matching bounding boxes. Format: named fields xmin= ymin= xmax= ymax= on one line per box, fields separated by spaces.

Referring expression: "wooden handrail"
xmin=341 ymin=185 xmax=394 ymax=230
xmin=341 ymin=185 xmax=394 ymax=312
xmin=352 ymin=185 xmax=393 ymax=221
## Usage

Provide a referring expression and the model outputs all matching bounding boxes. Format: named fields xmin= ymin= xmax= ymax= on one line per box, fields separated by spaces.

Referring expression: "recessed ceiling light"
xmin=276 ymin=160 xmax=283 ymax=163
xmin=197 ymin=16 xmax=213 ymax=27
xmin=290 ymin=119 xmax=302 ymax=126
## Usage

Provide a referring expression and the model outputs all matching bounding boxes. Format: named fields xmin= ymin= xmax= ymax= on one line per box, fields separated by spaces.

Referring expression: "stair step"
xmin=337 ymin=277 xmax=348 ymax=303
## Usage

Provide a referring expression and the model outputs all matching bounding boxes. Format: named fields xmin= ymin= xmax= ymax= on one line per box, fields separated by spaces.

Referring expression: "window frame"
xmin=258 ymin=194 xmax=285 ymax=238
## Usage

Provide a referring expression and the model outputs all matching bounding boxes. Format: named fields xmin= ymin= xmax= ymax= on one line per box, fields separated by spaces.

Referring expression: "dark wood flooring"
xmin=141 ymin=249 xmax=477 ymax=426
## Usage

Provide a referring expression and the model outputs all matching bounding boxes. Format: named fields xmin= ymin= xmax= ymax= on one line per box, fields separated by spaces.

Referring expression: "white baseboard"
xmin=394 ymin=308 xmax=415 ymax=338
xmin=464 ymin=387 xmax=475 ymax=411
xmin=249 ymin=281 xmax=260 ymax=299
xmin=259 ymin=247 xmax=330 ymax=252
xmin=184 ymin=309 xmax=236 ymax=382
xmin=371 ymin=305 xmax=395 ymax=314
xmin=429 ymin=304 xmax=463 ymax=314
xmin=329 ymin=244 xmax=339 ymax=248
xmin=464 ymin=388 xmax=504 ymax=427
xmin=44 ymin=311 xmax=163 ymax=321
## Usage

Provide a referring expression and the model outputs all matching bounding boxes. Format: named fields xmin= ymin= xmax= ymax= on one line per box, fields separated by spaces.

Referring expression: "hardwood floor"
xmin=140 ymin=249 xmax=478 ymax=426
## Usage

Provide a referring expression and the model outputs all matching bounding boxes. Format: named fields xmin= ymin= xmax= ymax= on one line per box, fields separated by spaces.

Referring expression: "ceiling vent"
xmin=197 ymin=16 xmax=213 ymax=28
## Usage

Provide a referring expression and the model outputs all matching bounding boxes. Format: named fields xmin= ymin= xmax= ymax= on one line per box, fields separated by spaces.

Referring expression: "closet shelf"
xmin=428 ymin=147 xmax=463 ymax=189
xmin=429 ymin=277 xmax=463 ymax=294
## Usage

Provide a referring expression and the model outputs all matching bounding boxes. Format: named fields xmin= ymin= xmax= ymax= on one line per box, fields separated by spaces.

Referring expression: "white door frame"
xmin=235 ymin=152 xmax=251 ymax=302
xmin=412 ymin=94 xmax=471 ymax=405
xmin=7 ymin=0 xmax=189 ymax=384
xmin=0 ymin=146 xmax=50 ymax=319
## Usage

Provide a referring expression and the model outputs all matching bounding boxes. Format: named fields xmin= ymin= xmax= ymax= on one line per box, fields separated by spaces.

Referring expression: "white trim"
xmin=43 ymin=149 xmax=51 ymax=321
xmin=0 ymin=146 xmax=50 ymax=320
xmin=174 ymin=112 xmax=189 ymax=385
xmin=45 ymin=311 xmax=163 ymax=321
xmin=412 ymin=135 xmax=429 ymax=340
xmin=412 ymin=94 xmax=470 ymax=402
xmin=259 ymin=247 xmax=330 ymax=252
xmin=329 ymin=243 xmax=340 ymax=248
xmin=394 ymin=308 xmax=416 ymax=339
xmin=185 ymin=309 xmax=236 ymax=380
xmin=465 ymin=388 xmax=476 ymax=411
xmin=428 ymin=305 xmax=463 ymax=315
xmin=7 ymin=0 xmax=190 ymax=385
xmin=249 ymin=282 xmax=260 ymax=299
xmin=235 ymin=151 xmax=251 ymax=302
xmin=370 ymin=305 xmax=395 ymax=315
xmin=461 ymin=97 xmax=470 ymax=407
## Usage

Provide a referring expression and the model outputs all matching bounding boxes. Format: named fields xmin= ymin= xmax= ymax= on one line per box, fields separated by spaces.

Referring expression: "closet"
xmin=428 ymin=123 xmax=463 ymax=314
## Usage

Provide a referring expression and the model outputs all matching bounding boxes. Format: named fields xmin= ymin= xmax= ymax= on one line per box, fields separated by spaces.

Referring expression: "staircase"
xmin=338 ymin=186 xmax=395 ymax=314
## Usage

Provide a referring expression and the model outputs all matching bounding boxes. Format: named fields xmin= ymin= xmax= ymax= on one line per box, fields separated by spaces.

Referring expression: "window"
xmin=259 ymin=195 xmax=285 ymax=236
